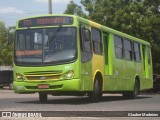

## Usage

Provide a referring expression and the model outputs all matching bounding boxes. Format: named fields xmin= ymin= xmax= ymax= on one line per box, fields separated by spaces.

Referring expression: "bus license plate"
xmin=38 ymin=84 xmax=49 ymax=89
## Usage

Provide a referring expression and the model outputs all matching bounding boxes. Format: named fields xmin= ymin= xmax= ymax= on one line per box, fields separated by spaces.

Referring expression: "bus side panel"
xmin=140 ymin=45 xmax=153 ymax=90
xmin=81 ymin=60 xmax=93 ymax=91
xmin=104 ymin=34 xmax=123 ymax=91
xmin=103 ymin=34 xmax=113 ymax=91
xmin=121 ymin=60 xmax=135 ymax=91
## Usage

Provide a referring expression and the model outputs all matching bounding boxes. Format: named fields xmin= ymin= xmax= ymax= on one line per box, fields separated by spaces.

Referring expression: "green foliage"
xmin=80 ymin=0 xmax=94 ymax=15
xmin=64 ymin=0 xmax=87 ymax=18
xmin=0 ymin=21 xmax=14 ymax=66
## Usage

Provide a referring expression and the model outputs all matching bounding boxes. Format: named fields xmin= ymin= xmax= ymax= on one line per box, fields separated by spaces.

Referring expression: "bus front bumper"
xmin=13 ymin=79 xmax=81 ymax=93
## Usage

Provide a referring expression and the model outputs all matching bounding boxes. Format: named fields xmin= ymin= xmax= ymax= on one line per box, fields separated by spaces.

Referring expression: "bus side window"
xmin=80 ymin=26 xmax=91 ymax=52
xmin=114 ymin=35 xmax=123 ymax=59
xmin=133 ymin=42 xmax=141 ymax=62
xmin=80 ymin=25 xmax=92 ymax=63
xmin=91 ymin=28 xmax=102 ymax=55
xmin=123 ymin=38 xmax=132 ymax=61
xmin=83 ymin=30 xmax=91 ymax=52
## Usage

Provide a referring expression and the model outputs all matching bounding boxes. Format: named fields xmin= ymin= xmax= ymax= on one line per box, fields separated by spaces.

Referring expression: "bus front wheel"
xmin=88 ymin=78 xmax=102 ymax=102
xmin=39 ymin=93 xmax=48 ymax=103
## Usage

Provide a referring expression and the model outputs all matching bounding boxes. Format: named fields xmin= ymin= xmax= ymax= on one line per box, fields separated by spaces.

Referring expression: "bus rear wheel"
xmin=39 ymin=93 xmax=48 ymax=103
xmin=88 ymin=78 xmax=102 ymax=102
xmin=123 ymin=80 xmax=139 ymax=99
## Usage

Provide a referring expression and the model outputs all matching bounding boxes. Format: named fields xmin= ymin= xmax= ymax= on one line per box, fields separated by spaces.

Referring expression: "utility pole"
xmin=48 ymin=0 xmax=52 ymax=14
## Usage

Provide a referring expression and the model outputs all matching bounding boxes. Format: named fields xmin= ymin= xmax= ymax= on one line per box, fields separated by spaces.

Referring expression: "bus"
xmin=12 ymin=14 xmax=153 ymax=102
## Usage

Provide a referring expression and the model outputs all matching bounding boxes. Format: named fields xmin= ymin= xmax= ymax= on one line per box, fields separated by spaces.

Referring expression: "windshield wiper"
xmin=48 ymin=25 xmax=62 ymax=43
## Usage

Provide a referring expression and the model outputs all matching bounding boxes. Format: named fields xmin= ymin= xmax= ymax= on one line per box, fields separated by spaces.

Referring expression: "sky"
xmin=0 ymin=0 xmax=81 ymax=27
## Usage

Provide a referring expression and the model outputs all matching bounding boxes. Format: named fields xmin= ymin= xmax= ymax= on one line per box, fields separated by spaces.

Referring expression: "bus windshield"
xmin=15 ymin=27 xmax=77 ymax=66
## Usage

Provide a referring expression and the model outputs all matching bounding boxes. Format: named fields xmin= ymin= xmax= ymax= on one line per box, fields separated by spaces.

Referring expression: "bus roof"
xmin=78 ymin=16 xmax=150 ymax=46
xmin=16 ymin=14 xmax=150 ymax=46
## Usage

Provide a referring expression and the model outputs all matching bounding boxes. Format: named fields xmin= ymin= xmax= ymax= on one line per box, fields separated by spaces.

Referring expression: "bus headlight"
xmin=16 ymin=73 xmax=25 ymax=81
xmin=61 ymin=70 xmax=75 ymax=80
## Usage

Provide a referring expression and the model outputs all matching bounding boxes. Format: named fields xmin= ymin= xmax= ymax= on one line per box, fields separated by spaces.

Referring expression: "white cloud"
xmin=34 ymin=0 xmax=69 ymax=4
xmin=0 ymin=7 xmax=24 ymax=14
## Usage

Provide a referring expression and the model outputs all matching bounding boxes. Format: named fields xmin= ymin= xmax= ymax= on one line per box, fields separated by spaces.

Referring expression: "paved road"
xmin=0 ymin=88 xmax=160 ymax=119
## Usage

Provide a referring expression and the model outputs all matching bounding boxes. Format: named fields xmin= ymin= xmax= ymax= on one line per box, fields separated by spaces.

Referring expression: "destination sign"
xmin=16 ymin=50 xmax=42 ymax=56
xmin=18 ymin=16 xmax=73 ymax=28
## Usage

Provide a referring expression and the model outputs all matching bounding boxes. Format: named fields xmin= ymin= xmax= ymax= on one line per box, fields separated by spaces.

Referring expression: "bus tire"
xmin=39 ymin=93 xmax=48 ymax=103
xmin=88 ymin=77 xmax=102 ymax=102
xmin=123 ymin=80 xmax=139 ymax=99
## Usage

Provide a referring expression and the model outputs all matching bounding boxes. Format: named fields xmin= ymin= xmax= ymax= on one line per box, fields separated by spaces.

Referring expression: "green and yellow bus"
xmin=13 ymin=14 xmax=153 ymax=102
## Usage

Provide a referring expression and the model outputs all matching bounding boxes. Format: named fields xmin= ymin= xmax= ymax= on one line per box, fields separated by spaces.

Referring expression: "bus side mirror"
xmin=7 ymin=27 xmax=15 ymax=45
xmin=8 ymin=31 xmax=11 ymax=45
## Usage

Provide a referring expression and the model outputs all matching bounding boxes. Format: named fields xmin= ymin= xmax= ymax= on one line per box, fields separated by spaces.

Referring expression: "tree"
xmin=0 ymin=21 xmax=14 ymax=66
xmin=80 ymin=0 xmax=95 ymax=16
xmin=64 ymin=0 xmax=87 ymax=18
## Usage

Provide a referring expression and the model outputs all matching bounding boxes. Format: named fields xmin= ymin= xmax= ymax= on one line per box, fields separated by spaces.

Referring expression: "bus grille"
xmin=24 ymin=70 xmax=62 ymax=81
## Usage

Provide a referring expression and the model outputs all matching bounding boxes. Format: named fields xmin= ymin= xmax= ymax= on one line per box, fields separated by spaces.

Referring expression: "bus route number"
xmin=23 ymin=20 xmax=32 ymax=26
